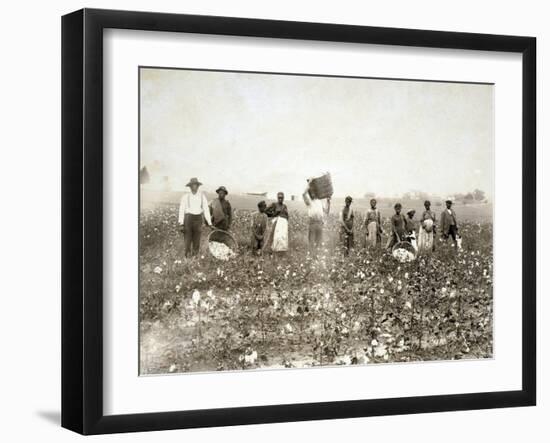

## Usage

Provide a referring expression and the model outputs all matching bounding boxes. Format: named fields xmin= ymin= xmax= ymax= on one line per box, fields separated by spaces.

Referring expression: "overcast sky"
xmin=140 ymin=68 xmax=493 ymax=198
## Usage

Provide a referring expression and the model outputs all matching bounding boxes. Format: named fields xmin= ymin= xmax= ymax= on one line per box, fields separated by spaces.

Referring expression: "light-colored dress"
xmin=418 ymin=210 xmax=436 ymax=252
xmin=265 ymin=202 xmax=289 ymax=252
xmin=365 ymin=209 xmax=382 ymax=247
xmin=271 ymin=217 xmax=289 ymax=252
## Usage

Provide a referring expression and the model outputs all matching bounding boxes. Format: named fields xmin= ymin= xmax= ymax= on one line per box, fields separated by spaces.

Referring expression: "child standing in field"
xmin=365 ymin=198 xmax=383 ymax=248
xmin=339 ymin=196 xmax=355 ymax=256
xmin=251 ymin=200 xmax=268 ymax=254
xmin=386 ymin=203 xmax=407 ymax=250
xmin=405 ymin=209 xmax=418 ymax=251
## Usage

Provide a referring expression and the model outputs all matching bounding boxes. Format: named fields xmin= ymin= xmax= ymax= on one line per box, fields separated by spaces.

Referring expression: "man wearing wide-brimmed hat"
xmin=178 ymin=177 xmax=212 ymax=257
xmin=209 ymin=186 xmax=232 ymax=243
xmin=440 ymin=199 xmax=459 ymax=246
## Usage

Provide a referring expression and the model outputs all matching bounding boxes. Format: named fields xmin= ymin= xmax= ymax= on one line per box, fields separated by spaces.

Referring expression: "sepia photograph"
xmin=138 ymin=67 xmax=494 ymax=375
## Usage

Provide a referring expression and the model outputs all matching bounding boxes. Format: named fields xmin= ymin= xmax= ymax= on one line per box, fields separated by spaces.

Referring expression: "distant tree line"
xmin=364 ymin=188 xmax=488 ymax=205
xmin=140 ymin=166 xmax=150 ymax=185
xmin=451 ymin=189 xmax=487 ymax=204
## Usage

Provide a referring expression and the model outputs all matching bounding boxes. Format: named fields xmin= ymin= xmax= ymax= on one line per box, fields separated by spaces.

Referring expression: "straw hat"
xmin=216 ymin=186 xmax=228 ymax=195
xmin=186 ymin=177 xmax=202 ymax=187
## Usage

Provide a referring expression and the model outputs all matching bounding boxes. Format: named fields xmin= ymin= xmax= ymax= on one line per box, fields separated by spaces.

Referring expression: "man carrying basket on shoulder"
xmin=303 ymin=179 xmax=331 ymax=250
xmin=178 ymin=177 xmax=213 ymax=257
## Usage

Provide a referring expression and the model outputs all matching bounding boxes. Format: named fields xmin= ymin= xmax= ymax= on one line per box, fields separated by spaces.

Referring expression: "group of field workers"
xmin=177 ymin=176 xmax=460 ymax=258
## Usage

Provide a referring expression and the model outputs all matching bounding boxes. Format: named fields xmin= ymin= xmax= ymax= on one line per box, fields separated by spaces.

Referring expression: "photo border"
xmin=62 ymin=8 xmax=536 ymax=434
xmin=137 ymin=64 xmax=496 ymax=377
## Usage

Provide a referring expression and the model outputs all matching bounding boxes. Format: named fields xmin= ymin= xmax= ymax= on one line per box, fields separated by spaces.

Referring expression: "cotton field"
xmin=139 ymin=204 xmax=493 ymax=375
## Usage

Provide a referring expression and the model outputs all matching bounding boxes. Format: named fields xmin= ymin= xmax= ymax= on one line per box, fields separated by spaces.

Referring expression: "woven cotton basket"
xmin=308 ymin=173 xmax=334 ymax=199
xmin=207 ymin=229 xmax=238 ymax=260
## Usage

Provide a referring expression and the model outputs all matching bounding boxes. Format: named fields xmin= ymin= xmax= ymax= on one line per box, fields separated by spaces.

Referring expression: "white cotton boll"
xmin=153 ymin=266 xmax=162 ymax=274
xmin=209 ymin=242 xmax=236 ymax=261
xmin=192 ymin=290 xmax=201 ymax=305
xmin=337 ymin=355 xmax=352 ymax=365
xmin=393 ymin=248 xmax=415 ymax=262
xmin=374 ymin=344 xmax=387 ymax=358
xmin=244 ymin=350 xmax=258 ymax=365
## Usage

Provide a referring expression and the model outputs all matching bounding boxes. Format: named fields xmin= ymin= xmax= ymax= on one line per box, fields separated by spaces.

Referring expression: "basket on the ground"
xmin=207 ymin=229 xmax=238 ymax=261
xmin=308 ymin=173 xmax=334 ymax=199
xmin=392 ymin=241 xmax=417 ymax=262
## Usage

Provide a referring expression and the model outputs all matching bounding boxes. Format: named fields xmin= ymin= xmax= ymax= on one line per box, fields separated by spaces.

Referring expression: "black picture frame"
xmin=61 ymin=8 xmax=536 ymax=435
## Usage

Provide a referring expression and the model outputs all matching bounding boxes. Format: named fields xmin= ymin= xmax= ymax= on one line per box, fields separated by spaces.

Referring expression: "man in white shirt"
xmin=303 ymin=182 xmax=330 ymax=250
xmin=178 ymin=177 xmax=212 ymax=257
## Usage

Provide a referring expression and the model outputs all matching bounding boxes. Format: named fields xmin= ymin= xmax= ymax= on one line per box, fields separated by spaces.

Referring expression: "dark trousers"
xmin=444 ymin=224 xmax=458 ymax=244
xmin=340 ymin=229 xmax=354 ymax=256
xmin=184 ymin=213 xmax=203 ymax=257
xmin=308 ymin=219 xmax=323 ymax=248
xmin=252 ymin=237 xmax=264 ymax=253
xmin=386 ymin=233 xmax=399 ymax=250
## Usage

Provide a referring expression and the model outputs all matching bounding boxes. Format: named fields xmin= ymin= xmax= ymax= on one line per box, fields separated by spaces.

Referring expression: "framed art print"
xmin=61 ymin=9 xmax=536 ymax=434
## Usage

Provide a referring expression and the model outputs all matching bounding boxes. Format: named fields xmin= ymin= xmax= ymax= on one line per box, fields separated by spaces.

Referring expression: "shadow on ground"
xmin=36 ymin=410 xmax=60 ymax=426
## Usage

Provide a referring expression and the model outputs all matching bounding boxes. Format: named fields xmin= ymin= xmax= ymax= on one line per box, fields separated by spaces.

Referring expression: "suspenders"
xmin=186 ymin=192 xmax=204 ymax=214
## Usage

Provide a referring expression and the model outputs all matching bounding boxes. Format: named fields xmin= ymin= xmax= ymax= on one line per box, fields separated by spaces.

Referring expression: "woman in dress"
xmin=265 ymin=192 xmax=289 ymax=254
xmin=365 ymin=198 xmax=383 ymax=248
xmin=251 ymin=200 xmax=268 ymax=254
xmin=418 ymin=200 xmax=436 ymax=252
